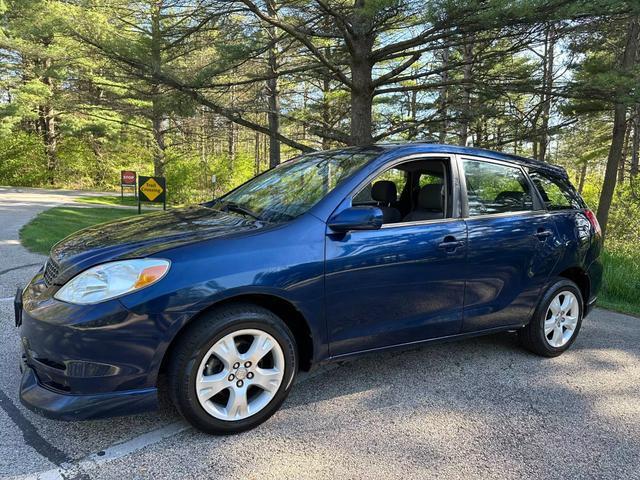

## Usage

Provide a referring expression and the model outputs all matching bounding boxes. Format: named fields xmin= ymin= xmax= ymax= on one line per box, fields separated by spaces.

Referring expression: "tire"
xmin=167 ymin=303 xmax=298 ymax=435
xmin=519 ymin=278 xmax=584 ymax=357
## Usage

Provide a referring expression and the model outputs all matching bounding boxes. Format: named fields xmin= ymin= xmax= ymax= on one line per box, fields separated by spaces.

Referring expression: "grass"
xmin=19 ymin=207 xmax=141 ymax=255
xmin=598 ymin=250 xmax=640 ymax=317
xmin=75 ymin=195 xmax=143 ymax=207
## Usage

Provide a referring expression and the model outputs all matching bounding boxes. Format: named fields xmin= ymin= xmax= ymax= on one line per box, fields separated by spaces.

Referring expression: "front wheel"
xmin=519 ymin=279 xmax=583 ymax=357
xmin=168 ymin=304 xmax=298 ymax=434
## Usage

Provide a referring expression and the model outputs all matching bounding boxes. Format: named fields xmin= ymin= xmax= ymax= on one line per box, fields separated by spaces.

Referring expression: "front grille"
xmin=43 ymin=258 xmax=60 ymax=287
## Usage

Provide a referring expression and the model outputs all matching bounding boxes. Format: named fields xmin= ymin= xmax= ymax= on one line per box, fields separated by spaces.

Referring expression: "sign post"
xmin=138 ymin=175 xmax=166 ymax=213
xmin=121 ymin=170 xmax=137 ymax=200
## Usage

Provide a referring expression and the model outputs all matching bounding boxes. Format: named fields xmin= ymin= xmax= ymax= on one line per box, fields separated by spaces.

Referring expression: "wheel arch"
xmin=160 ymin=293 xmax=315 ymax=375
xmin=557 ymin=266 xmax=590 ymax=311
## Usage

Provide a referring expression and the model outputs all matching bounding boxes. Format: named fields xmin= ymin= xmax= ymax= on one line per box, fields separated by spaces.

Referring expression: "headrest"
xmin=495 ymin=191 xmax=524 ymax=205
xmin=371 ymin=181 xmax=397 ymax=204
xmin=418 ymin=184 xmax=443 ymax=210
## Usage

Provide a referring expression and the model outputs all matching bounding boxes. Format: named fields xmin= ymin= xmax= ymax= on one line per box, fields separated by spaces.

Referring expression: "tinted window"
xmin=462 ymin=159 xmax=533 ymax=216
xmin=528 ymin=170 xmax=585 ymax=210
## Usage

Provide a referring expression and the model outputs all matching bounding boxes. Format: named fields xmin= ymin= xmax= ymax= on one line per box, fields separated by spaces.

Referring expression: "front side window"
xmin=219 ymin=149 xmax=378 ymax=223
xmin=353 ymin=158 xmax=449 ymax=224
xmin=352 ymin=167 xmax=407 ymax=205
xmin=462 ymin=159 xmax=533 ymax=216
xmin=418 ymin=173 xmax=442 ymax=188
xmin=528 ymin=170 xmax=585 ymax=210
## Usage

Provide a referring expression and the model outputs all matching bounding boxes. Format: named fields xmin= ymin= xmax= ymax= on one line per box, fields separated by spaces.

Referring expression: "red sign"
xmin=121 ymin=170 xmax=136 ymax=186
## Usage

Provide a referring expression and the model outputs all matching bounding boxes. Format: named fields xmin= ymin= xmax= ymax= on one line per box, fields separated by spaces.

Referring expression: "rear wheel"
xmin=168 ymin=304 xmax=297 ymax=434
xmin=519 ymin=279 xmax=583 ymax=357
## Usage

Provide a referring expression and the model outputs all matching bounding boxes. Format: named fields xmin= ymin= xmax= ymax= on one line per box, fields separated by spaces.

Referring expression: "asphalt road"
xmin=1 ymin=186 xmax=639 ymax=479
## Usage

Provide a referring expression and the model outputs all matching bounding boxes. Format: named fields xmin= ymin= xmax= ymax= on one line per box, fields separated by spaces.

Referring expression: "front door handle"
xmin=438 ymin=236 xmax=465 ymax=253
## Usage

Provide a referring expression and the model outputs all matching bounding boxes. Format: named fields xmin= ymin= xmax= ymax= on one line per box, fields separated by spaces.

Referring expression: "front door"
xmin=325 ymin=221 xmax=468 ymax=356
xmin=325 ymin=156 xmax=467 ymax=357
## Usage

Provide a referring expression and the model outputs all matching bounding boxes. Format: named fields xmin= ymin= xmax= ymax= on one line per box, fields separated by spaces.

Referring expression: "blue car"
xmin=16 ymin=144 xmax=603 ymax=434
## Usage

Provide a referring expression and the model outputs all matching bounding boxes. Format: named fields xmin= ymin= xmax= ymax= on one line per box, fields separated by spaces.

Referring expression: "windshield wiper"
xmin=223 ymin=202 xmax=263 ymax=221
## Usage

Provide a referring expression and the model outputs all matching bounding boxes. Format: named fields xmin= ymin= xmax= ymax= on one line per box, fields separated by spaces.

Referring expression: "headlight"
xmin=54 ymin=259 xmax=170 ymax=305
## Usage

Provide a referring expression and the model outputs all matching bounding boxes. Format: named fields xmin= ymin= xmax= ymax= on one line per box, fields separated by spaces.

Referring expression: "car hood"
xmin=49 ymin=206 xmax=266 ymax=279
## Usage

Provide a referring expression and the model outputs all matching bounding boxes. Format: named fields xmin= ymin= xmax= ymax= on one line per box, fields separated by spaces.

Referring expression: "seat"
xmin=494 ymin=191 xmax=526 ymax=211
xmin=371 ymin=181 xmax=402 ymax=223
xmin=403 ymin=184 xmax=443 ymax=221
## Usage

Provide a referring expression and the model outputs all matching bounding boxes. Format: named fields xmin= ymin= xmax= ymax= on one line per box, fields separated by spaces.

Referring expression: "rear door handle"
xmin=438 ymin=236 xmax=465 ymax=252
xmin=534 ymin=228 xmax=553 ymax=241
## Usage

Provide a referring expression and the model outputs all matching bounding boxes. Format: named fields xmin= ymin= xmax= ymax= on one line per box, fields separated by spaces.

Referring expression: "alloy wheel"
xmin=544 ymin=291 xmax=579 ymax=348
xmin=195 ymin=328 xmax=285 ymax=421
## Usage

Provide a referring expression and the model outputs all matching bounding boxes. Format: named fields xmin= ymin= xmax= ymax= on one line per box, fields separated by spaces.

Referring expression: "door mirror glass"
xmin=328 ymin=206 xmax=384 ymax=232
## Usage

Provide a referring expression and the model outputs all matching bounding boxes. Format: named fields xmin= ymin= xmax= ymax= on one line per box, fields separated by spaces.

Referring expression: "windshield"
xmin=217 ymin=149 xmax=380 ymax=223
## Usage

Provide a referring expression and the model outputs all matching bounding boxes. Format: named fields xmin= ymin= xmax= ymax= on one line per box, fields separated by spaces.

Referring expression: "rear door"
xmin=459 ymin=157 xmax=561 ymax=332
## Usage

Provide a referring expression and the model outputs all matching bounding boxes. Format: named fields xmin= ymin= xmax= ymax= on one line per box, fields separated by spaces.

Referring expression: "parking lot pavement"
xmin=1 ymin=188 xmax=639 ymax=479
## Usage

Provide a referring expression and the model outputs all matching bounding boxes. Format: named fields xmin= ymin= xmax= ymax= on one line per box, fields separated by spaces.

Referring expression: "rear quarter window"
xmin=528 ymin=170 xmax=585 ymax=210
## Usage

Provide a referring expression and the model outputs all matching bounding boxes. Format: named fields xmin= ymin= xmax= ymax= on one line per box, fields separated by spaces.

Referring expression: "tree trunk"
xmin=350 ymin=51 xmax=373 ymax=146
xmin=349 ymin=3 xmax=374 ymax=146
xmin=578 ymin=162 xmax=587 ymax=194
xmin=227 ymin=84 xmax=236 ymax=162
xmin=597 ymin=17 xmax=640 ymax=238
xmin=266 ymin=0 xmax=281 ymax=168
xmin=618 ymin=120 xmax=632 ymax=183
xmin=150 ymin=1 xmax=166 ymax=177
xmin=459 ymin=38 xmax=474 ymax=146
xmin=39 ymin=55 xmax=57 ymax=186
xmin=322 ymin=76 xmax=331 ymax=150
xmin=539 ymin=23 xmax=556 ymax=162
xmin=39 ymin=104 xmax=57 ymax=185
xmin=200 ymin=107 xmax=208 ymax=192
xmin=631 ymin=105 xmax=640 ymax=179
xmin=254 ymin=130 xmax=261 ymax=175
xmin=475 ymin=121 xmax=483 ymax=148
xmin=151 ymin=89 xmax=166 ymax=177
xmin=407 ymin=89 xmax=418 ymax=140
xmin=439 ymin=47 xmax=450 ymax=143
xmin=227 ymin=119 xmax=236 ymax=159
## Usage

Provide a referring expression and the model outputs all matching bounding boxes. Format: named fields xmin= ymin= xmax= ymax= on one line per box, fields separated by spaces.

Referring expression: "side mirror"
xmin=328 ymin=206 xmax=384 ymax=232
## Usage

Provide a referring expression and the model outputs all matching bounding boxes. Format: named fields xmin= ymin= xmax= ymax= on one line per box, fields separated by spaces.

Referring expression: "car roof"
xmin=369 ymin=142 xmax=568 ymax=178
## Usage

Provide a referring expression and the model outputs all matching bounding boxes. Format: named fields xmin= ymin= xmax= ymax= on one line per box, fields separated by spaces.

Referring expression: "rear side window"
xmin=528 ymin=170 xmax=585 ymax=210
xmin=462 ymin=159 xmax=533 ymax=216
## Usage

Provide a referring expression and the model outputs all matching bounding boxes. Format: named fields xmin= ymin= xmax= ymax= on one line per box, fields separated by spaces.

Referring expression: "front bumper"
xmin=15 ymin=275 xmax=183 ymax=420
xmin=20 ymin=363 xmax=157 ymax=421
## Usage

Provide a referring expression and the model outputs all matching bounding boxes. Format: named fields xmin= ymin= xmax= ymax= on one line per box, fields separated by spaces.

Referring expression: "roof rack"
xmin=375 ymin=138 xmax=439 ymax=145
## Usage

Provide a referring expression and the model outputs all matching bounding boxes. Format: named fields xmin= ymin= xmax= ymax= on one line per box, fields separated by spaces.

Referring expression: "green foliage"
xmin=164 ymin=152 xmax=211 ymax=204
xmin=600 ymin=250 xmax=640 ymax=316
xmin=0 ymin=132 xmax=48 ymax=186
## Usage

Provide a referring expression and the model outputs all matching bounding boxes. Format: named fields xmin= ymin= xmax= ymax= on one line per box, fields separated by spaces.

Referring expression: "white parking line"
xmin=0 ymin=297 xmax=15 ymax=302
xmin=16 ymin=421 xmax=190 ymax=480
xmin=14 ymin=362 xmax=343 ymax=479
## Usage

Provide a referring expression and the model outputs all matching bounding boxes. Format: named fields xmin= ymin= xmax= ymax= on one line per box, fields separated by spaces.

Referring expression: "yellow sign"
xmin=140 ymin=178 xmax=163 ymax=201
